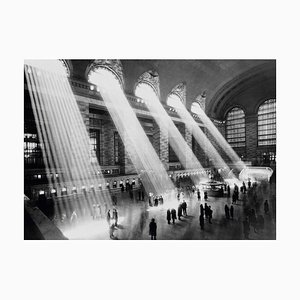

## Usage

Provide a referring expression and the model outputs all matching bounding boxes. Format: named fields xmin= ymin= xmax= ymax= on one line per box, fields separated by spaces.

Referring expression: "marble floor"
xmin=57 ymin=182 xmax=276 ymax=240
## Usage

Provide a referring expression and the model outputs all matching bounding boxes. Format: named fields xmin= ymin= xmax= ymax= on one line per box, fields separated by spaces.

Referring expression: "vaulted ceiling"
xmin=65 ymin=59 xmax=276 ymax=119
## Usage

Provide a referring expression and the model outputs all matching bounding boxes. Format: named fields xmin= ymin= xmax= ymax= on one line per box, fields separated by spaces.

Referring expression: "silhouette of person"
xmin=199 ymin=214 xmax=204 ymax=230
xmin=204 ymin=203 xmax=209 ymax=219
xmin=200 ymin=204 xmax=204 ymax=216
xmin=149 ymin=218 xmax=157 ymax=240
xmin=208 ymin=206 xmax=213 ymax=224
xmin=230 ymin=205 xmax=234 ymax=220
xmin=167 ymin=209 xmax=171 ymax=224
xmin=225 ymin=204 xmax=230 ymax=219
xmin=181 ymin=200 xmax=187 ymax=216
xmin=178 ymin=204 xmax=183 ymax=220
xmin=171 ymin=208 xmax=177 ymax=224
xmin=106 ymin=210 xmax=111 ymax=225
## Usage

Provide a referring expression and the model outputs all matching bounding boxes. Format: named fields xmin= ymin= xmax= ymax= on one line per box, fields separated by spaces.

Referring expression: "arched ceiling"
xmin=66 ymin=59 xmax=275 ymax=119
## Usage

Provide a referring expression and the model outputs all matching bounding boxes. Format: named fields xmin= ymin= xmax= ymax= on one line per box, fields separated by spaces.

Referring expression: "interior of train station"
xmin=24 ymin=59 xmax=276 ymax=240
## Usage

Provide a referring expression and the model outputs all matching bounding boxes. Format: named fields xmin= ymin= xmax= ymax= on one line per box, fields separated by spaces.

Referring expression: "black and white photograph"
xmin=24 ymin=59 xmax=276 ymax=240
xmin=1 ymin=1 xmax=300 ymax=300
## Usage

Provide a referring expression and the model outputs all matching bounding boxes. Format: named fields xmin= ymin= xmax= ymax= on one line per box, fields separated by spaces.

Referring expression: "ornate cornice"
xmin=169 ymin=82 xmax=186 ymax=104
xmin=136 ymin=70 xmax=160 ymax=98
xmin=87 ymin=59 xmax=124 ymax=87
xmin=195 ymin=91 xmax=206 ymax=111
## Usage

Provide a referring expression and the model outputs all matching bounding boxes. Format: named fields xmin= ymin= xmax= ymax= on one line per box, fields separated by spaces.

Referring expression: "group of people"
xmin=166 ymin=200 xmax=188 ymax=224
xmin=199 ymin=203 xmax=213 ymax=229
xmin=149 ymin=195 xmax=164 ymax=207
xmin=224 ymin=204 xmax=234 ymax=219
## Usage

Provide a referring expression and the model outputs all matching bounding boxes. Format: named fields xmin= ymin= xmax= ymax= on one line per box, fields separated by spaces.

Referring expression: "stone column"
xmin=245 ymin=114 xmax=258 ymax=164
xmin=152 ymin=120 xmax=169 ymax=167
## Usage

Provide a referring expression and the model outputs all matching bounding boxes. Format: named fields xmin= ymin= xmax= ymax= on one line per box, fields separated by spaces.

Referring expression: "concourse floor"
xmin=58 ymin=182 xmax=276 ymax=240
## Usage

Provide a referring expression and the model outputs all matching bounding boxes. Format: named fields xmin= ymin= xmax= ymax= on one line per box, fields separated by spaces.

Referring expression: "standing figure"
xmin=112 ymin=208 xmax=118 ymax=226
xmin=177 ymin=204 xmax=183 ymax=220
xmin=227 ymin=185 xmax=231 ymax=197
xmin=248 ymin=179 xmax=251 ymax=189
xmin=200 ymin=204 xmax=204 ymax=216
xmin=208 ymin=206 xmax=213 ymax=224
xmin=204 ymin=191 xmax=208 ymax=201
xmin=106 ymin=209 xmax=111 ymax=225
xmin=171 ymin=208 xmax=177 ymax=224
xmin=225 ymin=204 xmax=230 ymax=219
xmin=199 ymin=214 xmax=204 ymax=230
xmin=197 ymin=189 xmax=201 ymax=201
xmin=230 ymin=205 xmax=234 ymax=220
xmin=204 ymin=203 xmax=209 ymax=219
xmin=149 ymin=218 xmax=157 ymax=240
xmin=167 ymin=209 xmax=171 ymax=224
xmin=181 ymin=200 xmax=187 ymax=216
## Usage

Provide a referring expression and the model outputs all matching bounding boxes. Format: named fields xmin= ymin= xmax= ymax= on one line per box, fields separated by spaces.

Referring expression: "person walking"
xmin=181 ymin=200 xmax=187 ymax=216
xmin=204 ymin=203 xmax=209 ymax=219
xmin=167 ymin=209 xmax=171 ymax=224
xmin=171 ymin=208 xmax=177 ymax=224
xmin=204 ymin=191 xmax=208 ymax=201
xmin=106 ymin=209 xmax=111 ymax=225
xmin=200 ymin=204 xmax=204 ymax=216
xmin=177 ymin=204 xmax=183 ymax=220
xmin=197 ymin=189 xmax=201 ymax=201
xmin=149 ymin=218 xmax=157 ymax=240
xmin=225 ymin=204 xmax=230 ymax=219
xmin=112 ymin=208 xmax=118 ymax=226
xmin=199 ymin=213 xmax=204 ymax=230
xmin=230 ymin=205 xmax=234 ymax=220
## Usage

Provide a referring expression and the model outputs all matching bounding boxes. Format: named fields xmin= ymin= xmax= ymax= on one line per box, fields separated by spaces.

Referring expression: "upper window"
xmin=225 ymin=107 xmax=246 ymax=148
xmin=257 ymin=99 xmax=276 ymax=146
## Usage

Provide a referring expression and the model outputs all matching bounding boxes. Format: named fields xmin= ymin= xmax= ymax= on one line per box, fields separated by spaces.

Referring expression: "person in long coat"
xmin=106 ymin=210 xmax=111 ymax=225
xmin=230 ymin=205 xmax=234 ymax=220
xmin=149 ymin=218 xmax=157 ymax=240
xmin=225 ymin=205 xmax=230 ymax=219
xmin=200 ymin=204 xmax=204 ymax=216
xmin=181 ymin=200 xmax=187 ymax=216
xmin=167 ymin=209 xmax=171 ymax=224
xmin=177 ymin=204 xmax=183 ymax=220
xmin=171 ymin=208 xmax=177 ymax=224
xmin=112 ymin=208 xmax=118 ymax=226
xmin=199 ymin=214 xmax=204 ymax=230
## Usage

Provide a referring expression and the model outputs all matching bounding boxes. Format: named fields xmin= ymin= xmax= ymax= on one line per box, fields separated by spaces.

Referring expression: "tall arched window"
xmin=257 ymin=99 xmax=276 ymax=146
xmin=225 ymin=107 xmax=246 ymax=148
xmin=191 ymin=102 xmax=202 ymax=115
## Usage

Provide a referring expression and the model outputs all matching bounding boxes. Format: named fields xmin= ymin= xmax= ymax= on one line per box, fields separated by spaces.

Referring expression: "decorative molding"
xmin=87 ymin=59 xmax=124 ymax=87
xmin=136 ymin=70 xmax=160 ymax=98
xmin=59 ymin=59 xmax=70 ymax=77
xmin=195 ymin=91 xmax=206 ymax=111
xmin=169 ymin=82 xmax=186 ymax=104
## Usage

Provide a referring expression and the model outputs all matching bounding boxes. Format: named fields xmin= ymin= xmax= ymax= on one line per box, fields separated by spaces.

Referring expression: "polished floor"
xmin=56 ymin=182 xmax=276 ymax=240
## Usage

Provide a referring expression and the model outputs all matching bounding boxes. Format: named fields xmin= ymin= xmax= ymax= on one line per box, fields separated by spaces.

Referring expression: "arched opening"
xmin=225 ymin=107 xmax=246 ymax=148
xmin=257 ymin=99 xmax=276 ymax=146
xmin=167 ymin=93 xmax=183 ymax=109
